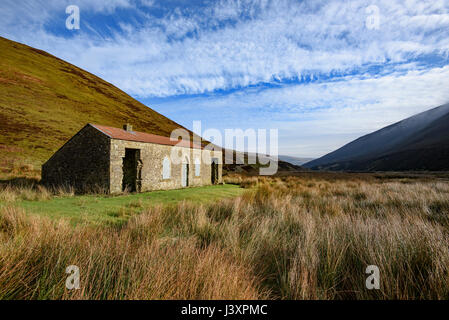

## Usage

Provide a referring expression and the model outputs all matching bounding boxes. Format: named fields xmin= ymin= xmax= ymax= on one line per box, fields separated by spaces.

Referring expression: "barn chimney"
xmin=123 ymin=123 xmax=133 ymax=132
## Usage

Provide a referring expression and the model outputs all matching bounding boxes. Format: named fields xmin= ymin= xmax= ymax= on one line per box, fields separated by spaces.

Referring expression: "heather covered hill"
xmin=0 ymin=36 xmax=186 ymax=174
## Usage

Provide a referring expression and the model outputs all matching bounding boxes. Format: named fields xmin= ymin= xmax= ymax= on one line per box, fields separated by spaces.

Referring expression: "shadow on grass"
xmin=0 ymin=177 xmax=40 ymax=189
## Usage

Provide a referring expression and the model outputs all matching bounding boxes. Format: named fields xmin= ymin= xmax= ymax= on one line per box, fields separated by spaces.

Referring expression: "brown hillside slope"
xmin=0 ymin=36 xmax=189 ymax=176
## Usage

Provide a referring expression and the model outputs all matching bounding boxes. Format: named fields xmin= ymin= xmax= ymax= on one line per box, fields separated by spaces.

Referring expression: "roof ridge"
xmin=89 ymin=123 xmax=203 ymax=149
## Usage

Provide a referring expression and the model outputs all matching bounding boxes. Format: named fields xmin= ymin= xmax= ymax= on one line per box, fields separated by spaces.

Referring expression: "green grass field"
xmin=1 ymin=184 xmax=245 ymax=225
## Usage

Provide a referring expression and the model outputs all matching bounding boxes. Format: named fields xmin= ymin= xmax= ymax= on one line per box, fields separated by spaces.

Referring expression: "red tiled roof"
xmin=90 ymin=124 xmax=202 ymax=149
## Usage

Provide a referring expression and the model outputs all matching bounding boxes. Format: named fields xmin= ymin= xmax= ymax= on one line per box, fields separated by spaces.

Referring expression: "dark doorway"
xmin=211 ymin=158 xmax=219 ymax=184
xmin=182 ymin=157 xmax=189 ymax=187
xmin=122 ymin=148 xmax=142 ymax=192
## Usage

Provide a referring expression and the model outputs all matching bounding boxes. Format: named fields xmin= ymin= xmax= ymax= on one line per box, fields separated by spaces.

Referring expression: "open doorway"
xmin=211 ymin=158 xmax=219 ymax=184
xmin=181 ymin=157 xmax=189 ymax=187
xmin=122 ymin=148 xmax=142 ymax=192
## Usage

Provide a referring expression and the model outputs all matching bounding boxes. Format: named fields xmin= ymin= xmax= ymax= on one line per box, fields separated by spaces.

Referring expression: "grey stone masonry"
xmin=42 ymin=124 xmax=110 ymax=192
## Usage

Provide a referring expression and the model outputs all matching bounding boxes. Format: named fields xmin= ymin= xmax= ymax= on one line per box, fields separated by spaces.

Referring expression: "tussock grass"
xmin=0 ymin=180 xmax=73 ymax=202
xmin=1 ymin=174 xmax=449 ymax=299
xmin=0 ymin=205 xmax=264 ymax=299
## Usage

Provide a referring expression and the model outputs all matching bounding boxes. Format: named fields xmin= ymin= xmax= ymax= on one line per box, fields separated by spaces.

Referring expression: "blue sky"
xmin=1 ymin=0 xmax=449 ymax=157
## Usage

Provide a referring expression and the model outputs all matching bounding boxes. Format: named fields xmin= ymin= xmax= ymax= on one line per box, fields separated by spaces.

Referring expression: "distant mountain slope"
xmin=304 ymin=103 xmax=449 ymax=171
xmin=278 ymin=155 xmax=315 ymax=166
xmin=222 ymin=151 xmax=305 ymax=175
xmin=0 ymin=36 xmax=190 ymax=173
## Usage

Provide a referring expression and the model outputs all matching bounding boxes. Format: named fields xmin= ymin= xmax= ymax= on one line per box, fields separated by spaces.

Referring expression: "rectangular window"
xmin=163 ymin=157 xmax=171 ymax=179
xmin=195 ymin=159 xmax=201 ymax=176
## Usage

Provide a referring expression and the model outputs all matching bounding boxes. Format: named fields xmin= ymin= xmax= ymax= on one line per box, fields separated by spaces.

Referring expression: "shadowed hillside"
xmin=0 ymin=36 xmax=187 ymax=175
xmin=305 ymin=103 xmax=449 ymax=171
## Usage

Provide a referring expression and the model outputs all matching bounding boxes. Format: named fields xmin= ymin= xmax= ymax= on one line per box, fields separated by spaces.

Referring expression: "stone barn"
xmin=42 ymin=123 xmax=222 ymax=193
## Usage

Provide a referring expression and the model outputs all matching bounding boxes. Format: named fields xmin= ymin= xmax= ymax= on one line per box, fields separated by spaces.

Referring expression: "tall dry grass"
xmin=0 ymin=178 xmax=75 ymax=202
xmin=1 ymin=174 xmax=449 ymax=299
xmin=0 ymin=205 xmax=264 ymax=299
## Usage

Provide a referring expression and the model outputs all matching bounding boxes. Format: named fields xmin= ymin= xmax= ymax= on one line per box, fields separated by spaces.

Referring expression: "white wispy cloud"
xmin=2 ymin=0 xmax=448 ymax=97
xmin=153 ymin=65 xmax=449 ymax=156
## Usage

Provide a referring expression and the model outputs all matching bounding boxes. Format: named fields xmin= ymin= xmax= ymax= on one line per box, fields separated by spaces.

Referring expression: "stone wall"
xmin=109 ymin=139 xmax=222 ymax=194
xmin=41 ymin=124 xmax=110 ymax=192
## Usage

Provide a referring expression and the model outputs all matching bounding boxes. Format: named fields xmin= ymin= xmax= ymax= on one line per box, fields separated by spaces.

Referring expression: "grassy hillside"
xmin=0 ymin=36 xmax=186 ymax=176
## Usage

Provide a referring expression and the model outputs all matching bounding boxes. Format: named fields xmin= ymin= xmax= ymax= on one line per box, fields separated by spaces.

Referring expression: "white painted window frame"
xmin=194 ymin=158 xmax=201 ymax=176
xmin=162 ymin=156 xmax=171 ymax=179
